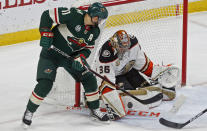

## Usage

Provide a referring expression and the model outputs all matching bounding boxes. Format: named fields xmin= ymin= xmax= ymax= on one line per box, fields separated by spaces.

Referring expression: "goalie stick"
xmin=50 ymin=45 xmax=163 ymax=105
xmin=159 ymin=108 xmax=207 ymax=129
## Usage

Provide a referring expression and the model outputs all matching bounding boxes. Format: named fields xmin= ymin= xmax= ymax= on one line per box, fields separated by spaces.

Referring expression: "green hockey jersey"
xmin=39 ymin=7 xmax=100 ymax=58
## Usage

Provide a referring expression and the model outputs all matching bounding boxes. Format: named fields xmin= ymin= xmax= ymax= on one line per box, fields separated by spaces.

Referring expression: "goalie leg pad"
xmin=162 ymin=86 xmax=176 ymax=101
xmin=144 ymin=86 xmax=176 ymax=101
xmin=99 ymin=80 xmax=126 ymax=119
xmin=120 ymin=89 xmax=163 ymax=110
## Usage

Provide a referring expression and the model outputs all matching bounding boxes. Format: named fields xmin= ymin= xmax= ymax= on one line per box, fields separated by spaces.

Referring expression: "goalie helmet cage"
xmin=45 ymin=0 xmax=188 ymax=107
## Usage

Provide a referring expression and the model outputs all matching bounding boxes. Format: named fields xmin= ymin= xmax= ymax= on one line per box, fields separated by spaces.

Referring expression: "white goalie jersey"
xmin=94 ymin=34 xmax=180 ymax=119
xmin=97 ymin=34 xmax=152 ymax=84
xmin=96 ymin=34 xmax=180 ymax=90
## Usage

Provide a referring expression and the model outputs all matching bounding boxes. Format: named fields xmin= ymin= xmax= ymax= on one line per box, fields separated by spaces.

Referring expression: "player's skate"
xmin=22 ymin=109 xmax=33 ymax=128
xmin=90 ymin=108 xmax=110 ymax=123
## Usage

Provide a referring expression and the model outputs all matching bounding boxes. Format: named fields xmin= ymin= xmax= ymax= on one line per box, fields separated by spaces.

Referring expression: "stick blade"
xmin=159 ymin=118 xmax=184 ymax=129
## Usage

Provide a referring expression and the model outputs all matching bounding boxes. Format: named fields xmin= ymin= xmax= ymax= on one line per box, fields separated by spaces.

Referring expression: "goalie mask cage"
xmin=44 ymin=0 xmax=188 ymax=107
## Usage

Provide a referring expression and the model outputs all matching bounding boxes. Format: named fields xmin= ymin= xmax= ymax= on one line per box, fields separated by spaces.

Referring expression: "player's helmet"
xmin=88 ymin=2 xmax=108 ymax=20
xmin=110 ymin=30 xmax=131 ymax=59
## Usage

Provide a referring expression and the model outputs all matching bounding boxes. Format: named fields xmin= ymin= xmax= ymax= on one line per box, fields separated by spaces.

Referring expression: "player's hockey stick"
xmin=159 ymin=108 xmax=207 ymax=129
xmin=50 ymin=45 xmax=163 ymax=105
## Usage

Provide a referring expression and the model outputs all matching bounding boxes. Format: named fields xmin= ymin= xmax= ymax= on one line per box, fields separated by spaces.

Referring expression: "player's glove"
xmin=39 ymin=28 xmax=54 ymax=49
xmin=72 ymin=54 xmax=88 ymax=71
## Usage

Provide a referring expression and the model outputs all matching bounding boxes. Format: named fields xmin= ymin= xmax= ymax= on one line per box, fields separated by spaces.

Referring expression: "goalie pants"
xmin=26 ymin=49 xmax=99 ymax=113
xmin=115 ymin=68 xmax=150 ymax=90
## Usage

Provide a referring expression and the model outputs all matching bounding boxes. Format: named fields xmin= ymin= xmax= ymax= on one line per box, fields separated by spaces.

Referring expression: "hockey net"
xmin=44 ymin=0 xmax=187 ymax=107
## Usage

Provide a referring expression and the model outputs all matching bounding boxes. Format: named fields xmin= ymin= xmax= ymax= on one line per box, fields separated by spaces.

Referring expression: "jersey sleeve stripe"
xmin=29 ymin=91 xmax=44 ymax=105
xmin=85 ymin=90 xmax=99 ymax=102
xmin=32 ymin=91 xmax=44 ymax=100
xmin=49 ymin=9 xmax=55 ymax=23
xmin=140 ymin=55 xmax=153 ymax=77
xmin=49 ymin=8 xmax=60 ymax=24
xmin=54 ymin=8 xmax=60 ymax=24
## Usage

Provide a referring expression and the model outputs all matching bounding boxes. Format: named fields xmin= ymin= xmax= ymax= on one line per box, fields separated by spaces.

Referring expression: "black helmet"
xmin=88 ymin=2 xmax=108 ymax=19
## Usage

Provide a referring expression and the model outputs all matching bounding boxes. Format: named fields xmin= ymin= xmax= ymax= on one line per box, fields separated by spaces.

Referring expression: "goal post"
xmin=46 ymin=0 xmax=188 ymax=107
xmin=181 ymin=0 xmax=188 ymax=86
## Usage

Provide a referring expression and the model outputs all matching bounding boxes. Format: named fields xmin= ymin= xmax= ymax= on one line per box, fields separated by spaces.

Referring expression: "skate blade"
xmin=90 ymin=116 xmax=110 ymax=124
xmin=21 ymin=123 xmax=30 ymax=129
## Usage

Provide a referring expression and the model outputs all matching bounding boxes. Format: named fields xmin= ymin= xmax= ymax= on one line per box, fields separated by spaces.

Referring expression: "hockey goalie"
xmin=96 ymin=30 xmax=180 ymax=120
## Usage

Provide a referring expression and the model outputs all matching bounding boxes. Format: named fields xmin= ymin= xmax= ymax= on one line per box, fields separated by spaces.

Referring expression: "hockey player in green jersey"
xmin=22 ymin=2 xmax=109 ymax=128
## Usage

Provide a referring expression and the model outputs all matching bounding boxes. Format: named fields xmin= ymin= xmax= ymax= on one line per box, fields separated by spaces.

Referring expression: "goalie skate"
xmin=90 ymin=108 xmax=110 ymax=123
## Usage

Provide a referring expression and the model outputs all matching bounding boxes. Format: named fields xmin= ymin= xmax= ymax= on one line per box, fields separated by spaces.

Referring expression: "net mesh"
xmin=45 ymin=0 xmax=184 ymax=106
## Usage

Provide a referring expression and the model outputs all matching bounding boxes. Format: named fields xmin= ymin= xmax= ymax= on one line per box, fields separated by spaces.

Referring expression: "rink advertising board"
xmin=0 ymin=0 xmax=207 ymax=46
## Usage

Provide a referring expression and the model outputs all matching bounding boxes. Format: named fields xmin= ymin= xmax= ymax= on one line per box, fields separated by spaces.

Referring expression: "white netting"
xmin=45 ymin=0 xmax=185 ymax=107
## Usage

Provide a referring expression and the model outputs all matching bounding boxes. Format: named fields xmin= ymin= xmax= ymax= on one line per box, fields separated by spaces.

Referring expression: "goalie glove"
xmin=150 ymin=65 xmax=180 ymax=88
xmin=157 ymin=65 xmax=180 ymax=88
xmin=144 ymin=65 xmax=179 ymax=101
xmin=39 ymin=28 xmax=54 ymax=49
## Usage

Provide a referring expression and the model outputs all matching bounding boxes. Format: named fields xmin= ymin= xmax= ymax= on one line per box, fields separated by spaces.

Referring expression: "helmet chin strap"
xmin=91 ymin=17 xmax=99 ymax=26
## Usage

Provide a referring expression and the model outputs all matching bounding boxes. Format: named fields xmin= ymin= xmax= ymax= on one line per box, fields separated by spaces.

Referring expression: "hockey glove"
xmin=72 ymin=54 xmax=89 ymax=71
xmin=40 ymin=28 xmax=54 ymax=49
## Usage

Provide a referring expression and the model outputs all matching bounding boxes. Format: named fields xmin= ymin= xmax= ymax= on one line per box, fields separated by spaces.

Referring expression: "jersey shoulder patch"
xmin=99 ymin=41 xmax=118 ymax=63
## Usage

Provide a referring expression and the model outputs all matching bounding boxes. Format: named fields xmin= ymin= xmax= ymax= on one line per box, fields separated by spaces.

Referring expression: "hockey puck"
xmin=127 ymin=102 xmax=133 ymax=108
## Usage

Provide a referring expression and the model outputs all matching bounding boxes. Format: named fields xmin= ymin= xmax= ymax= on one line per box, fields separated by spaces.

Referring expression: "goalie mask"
xmin=110 ymin=30 xmax=131 ymax=59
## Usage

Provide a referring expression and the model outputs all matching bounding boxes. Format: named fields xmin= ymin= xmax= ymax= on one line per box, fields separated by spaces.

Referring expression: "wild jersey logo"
xmin=68 ymin=37 xmax=87 ymax=47
xmin=102 ymin=50 xmax=111 ymax=57
xmin=75 ymin=25 xmax=81 ymax=32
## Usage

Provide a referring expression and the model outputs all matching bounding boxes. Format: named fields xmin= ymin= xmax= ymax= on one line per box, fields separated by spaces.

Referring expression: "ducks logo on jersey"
xmin=102 ymin=50 xmax=111 ymax=57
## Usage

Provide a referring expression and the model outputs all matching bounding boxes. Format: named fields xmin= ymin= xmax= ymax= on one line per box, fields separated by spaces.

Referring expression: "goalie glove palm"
xmin=40 ymin=28 xmax=54 ymax=49
xmin=72 ymin=54 xmax=88 ymax=71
